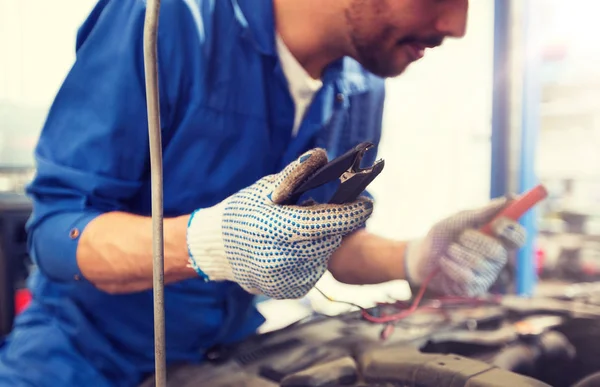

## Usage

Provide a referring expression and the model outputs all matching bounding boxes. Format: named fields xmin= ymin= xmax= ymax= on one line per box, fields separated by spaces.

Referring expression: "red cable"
xmin=361 ymin=269 xmax=440 ymax=324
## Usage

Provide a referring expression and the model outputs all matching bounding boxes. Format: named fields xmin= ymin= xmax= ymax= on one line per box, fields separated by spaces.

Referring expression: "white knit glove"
xmin=404 ymin=197 xmax=527 ymax=297
xmin=186 ymin=148 xmax=374 ymax=299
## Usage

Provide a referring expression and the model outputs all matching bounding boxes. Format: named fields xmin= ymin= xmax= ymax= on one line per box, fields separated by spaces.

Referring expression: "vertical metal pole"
xmin=489 ymin=0 xmax=514 ymax=295
xmin=491 ymin=0 xmax=511 ymax=199
xmin=517 ymin=0 xmax=542 ymax=296
xmin=142 ymin=0 xmax=167 ymax=385
xmin=491 ymin=0 xmax=542 ymax=296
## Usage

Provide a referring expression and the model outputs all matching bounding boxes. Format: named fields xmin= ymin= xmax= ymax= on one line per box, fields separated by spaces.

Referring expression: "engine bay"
xmin=140 ymin=283 xmax=600 ymax=387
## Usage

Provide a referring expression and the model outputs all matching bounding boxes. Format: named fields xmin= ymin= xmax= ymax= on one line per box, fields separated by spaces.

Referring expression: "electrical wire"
xmin=312 ymin=286 xmax=365 ymax=311
xmin=142 ymin=0 xmax=167 ymax=385
xmin=314 ymin=271 xmax=438 ymax=341
xmin=314 ymin=271 xmax=439 ymax=322
xmin=314 ymin=268 xmax=501 ymax=340
xmin=359 ymin=270 xmax=439 ymax=324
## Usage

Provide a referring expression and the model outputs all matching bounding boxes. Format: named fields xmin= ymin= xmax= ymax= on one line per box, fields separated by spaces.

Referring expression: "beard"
xmin=344 ymin=0 xmax=444 ymax=78
xmin=344 ymin=1 xmax=402 ymax=77
xmin=351 ymin=28 xmax=406 ymax=78
xmin=352 ymin=39 xmax=409 ymax=78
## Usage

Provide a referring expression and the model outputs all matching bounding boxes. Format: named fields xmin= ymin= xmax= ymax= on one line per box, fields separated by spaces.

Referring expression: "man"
xmin=0 ymin=0 xmax=525 ymax=386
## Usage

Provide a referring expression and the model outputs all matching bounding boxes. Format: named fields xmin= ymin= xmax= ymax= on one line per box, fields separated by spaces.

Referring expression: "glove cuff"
xmin=186 ymin=201 xmax=234 ymax=282
xmin=404 ymin=238 xmax=426 ymax=286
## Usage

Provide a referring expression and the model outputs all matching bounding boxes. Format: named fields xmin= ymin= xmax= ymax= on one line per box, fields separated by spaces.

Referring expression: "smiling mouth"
xmin=404 ymin=43 xmax=426 ymax=61
xmin=397 ymin=36 xmax=442 ymax=62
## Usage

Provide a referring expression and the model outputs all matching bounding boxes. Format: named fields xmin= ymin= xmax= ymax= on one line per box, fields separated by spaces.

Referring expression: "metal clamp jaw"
xmin=287 ymin=142 xmax=385 ymax=205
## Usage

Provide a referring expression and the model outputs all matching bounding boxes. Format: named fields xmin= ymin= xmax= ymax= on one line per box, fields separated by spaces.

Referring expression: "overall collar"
xmin=230 ymin=0 xmax=277 ymax=56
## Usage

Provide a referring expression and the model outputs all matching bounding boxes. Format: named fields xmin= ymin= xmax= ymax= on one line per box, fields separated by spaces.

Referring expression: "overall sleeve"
xmin=25 ymin=0 xmax=205 ymax=283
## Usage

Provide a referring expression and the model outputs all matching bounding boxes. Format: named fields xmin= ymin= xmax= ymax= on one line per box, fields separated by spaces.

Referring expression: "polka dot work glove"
xmin=404 ymin=198 xmax=527 ymax=297
xmin=186 ymin=148 xmax=374 ymax=299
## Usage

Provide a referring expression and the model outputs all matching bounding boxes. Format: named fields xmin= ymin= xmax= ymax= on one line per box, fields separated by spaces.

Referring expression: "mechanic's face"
xmin=345 ymin=0 xmax=469 ymax=77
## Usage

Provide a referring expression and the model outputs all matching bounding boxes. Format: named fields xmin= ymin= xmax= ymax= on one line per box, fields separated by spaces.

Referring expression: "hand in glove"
xmin=404 ymin=198 xmax=527 ymax=297
xmin=186 ymin=149 xmax=374 ymax=299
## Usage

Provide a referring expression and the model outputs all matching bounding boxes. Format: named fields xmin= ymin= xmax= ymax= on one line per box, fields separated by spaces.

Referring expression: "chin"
xmin=360 ymin=56 xmax=412 ymax=78
xmin=387 ymin=65 xmax=410 ymax=78
xmin=354 ymin=49 xmax=412 ymax=78
xmin=367 ymin=63 xmax=410 ymax=78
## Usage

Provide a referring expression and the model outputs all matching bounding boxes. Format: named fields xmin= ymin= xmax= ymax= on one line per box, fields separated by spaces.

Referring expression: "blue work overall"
xmin=0 ymin=0 xmax=385 ymax=385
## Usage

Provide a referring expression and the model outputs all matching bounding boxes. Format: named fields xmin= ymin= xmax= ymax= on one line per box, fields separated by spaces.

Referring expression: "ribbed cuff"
xmin=404 ymin=238 xmax=425 ymax=286
xmin=186 ymin=201 xmax=235 ymax=282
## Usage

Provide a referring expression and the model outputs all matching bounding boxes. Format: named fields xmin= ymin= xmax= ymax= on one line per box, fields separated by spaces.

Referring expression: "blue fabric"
xmin=3 ymin=0 xmax=386 ymax=385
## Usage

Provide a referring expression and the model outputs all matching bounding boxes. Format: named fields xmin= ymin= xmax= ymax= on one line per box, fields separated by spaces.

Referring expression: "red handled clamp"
xmin=480 ymin=184 xmax=549 ymax=235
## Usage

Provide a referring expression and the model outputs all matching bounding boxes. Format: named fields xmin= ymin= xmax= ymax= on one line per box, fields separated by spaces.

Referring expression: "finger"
xmin=288 ymin=196 xmax=374 ymax=240
xmin=261 ymin=257 xmax=329 ymax=300
xmin=447 ymin=243 xmax=505 ymax=282
xmin=271 ymin=149 xmax=329 ymax=204
xmin=459 ymin=196 xmax=511 ymax=228
xmin=263 ymin=150 xmax=318 ymax=184
xmin=433 ymin=196 xmax=510 ymax=233
xmin=490 ymin=217 xmax=527 ymax=249
xmin=458 ymin=229 xmax=508 ymax=265
xmin=438 ymin=257 xmax=496 ymax=297
xmin=438 ymin=256 xmax=476 ymax=294
xmin=266 ymin=237 xmax=340 ymax=265
xmin=446 ymin=243 xmax=505 ymax=274
xmin=286 ymin=258 xmax=329 ymax=297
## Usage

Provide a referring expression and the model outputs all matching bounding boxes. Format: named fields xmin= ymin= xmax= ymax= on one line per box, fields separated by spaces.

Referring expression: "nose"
xmin=435 ymin=0 xmax=469 ymax=38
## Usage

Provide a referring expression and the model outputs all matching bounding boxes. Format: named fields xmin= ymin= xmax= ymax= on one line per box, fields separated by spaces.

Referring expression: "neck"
xmin=273 ymin=0 xmax=351 ymax=79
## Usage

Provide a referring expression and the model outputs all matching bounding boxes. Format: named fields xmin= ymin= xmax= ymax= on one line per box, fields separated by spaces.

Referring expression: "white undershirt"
xmin=275 ymin=34 xmax=323 ymax=137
